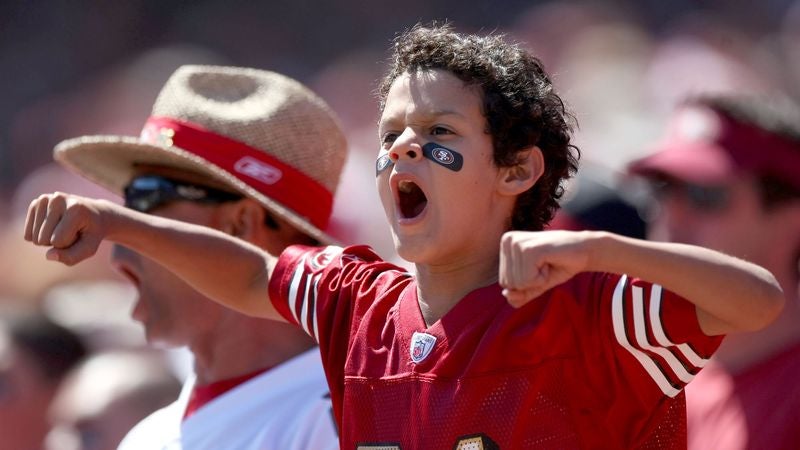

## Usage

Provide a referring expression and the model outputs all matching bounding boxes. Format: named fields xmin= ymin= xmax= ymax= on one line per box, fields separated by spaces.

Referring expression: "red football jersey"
xmin=269 ymin=245 xmax=723 ymax=450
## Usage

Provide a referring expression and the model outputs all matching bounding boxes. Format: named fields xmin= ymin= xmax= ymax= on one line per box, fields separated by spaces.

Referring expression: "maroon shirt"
xmin=270 ymin=245 xmax=723 ymax=449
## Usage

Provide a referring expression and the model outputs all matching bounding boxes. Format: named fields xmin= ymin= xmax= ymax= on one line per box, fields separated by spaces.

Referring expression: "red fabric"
xmin=140 ymin=116 xmax=333 ymax=229
xmin=629 ymin=107 xmax=800 ymax=190
xmin=686 ymin=343 xmax=800 ymax=450
xmin=183 ymin=367 xmax=270 ymax=420
xmin=270 ymin=245 xmax=723 ymax=449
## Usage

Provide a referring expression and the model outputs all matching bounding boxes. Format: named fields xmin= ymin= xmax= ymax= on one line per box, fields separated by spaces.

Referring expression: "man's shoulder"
xmin=119 ymin=357 xmax=338 ymax=449
xmin=229 ymin=348 xmax=331 ymax=407
xmin=118 ymin=397 xmax=183 ymax=449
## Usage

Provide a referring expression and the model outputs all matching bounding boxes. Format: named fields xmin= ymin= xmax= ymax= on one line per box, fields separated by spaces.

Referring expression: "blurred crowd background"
xmin=1 ymin=1 xmax=798 ymax=448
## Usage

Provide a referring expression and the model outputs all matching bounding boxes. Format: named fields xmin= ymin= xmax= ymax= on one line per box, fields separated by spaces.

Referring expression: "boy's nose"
xmin=388 ymin=146 xmax=423 ymax=161
xmin=389 ymin=146 xmax=422 ymax=161
xmin=389 ymin=127 xmax=424 ymax=162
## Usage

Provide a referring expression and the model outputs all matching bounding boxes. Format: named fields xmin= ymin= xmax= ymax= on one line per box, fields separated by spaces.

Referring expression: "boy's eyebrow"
xmin=426 ymin=108 xmax=466 ymax=118
xmin=379 ymin=109 xmax=467 ymax=127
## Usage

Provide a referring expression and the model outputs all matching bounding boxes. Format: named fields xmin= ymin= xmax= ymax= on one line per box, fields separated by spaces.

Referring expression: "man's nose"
xmin=110 ymin=243 xmax=135 ymax=264
xmin=647 ymin=194 xmax=695 ymax=240
xmin=110 ymin=244 xmax=142 ymax=279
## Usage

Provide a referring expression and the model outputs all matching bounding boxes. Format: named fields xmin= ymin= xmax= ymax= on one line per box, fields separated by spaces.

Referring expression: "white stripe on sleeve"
xmin=612 ymin=274 xmax=681 ymax=398
xmin=648 ymin=284 xmax=710 ymax=368
xmin=299 ymin=274 xmax=314 ymax=336
xmin=287 ymin=260 xmax=306 ymax=325
xmin=632 ymin=286 xmax=695 ymax=383
xmin=311 ymin=273 xmax=321 ymax=342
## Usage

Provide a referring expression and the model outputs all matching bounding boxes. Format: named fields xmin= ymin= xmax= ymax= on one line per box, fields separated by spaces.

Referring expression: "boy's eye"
xmin=431 ymin=126 xmax=452 ymax=136
xmin=381 ymin=132 xmax=399 ymax=146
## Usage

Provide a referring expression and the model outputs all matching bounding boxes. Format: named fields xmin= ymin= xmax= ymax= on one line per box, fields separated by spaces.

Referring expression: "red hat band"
xmin=141 ymin=116 xmax=333 ymax=229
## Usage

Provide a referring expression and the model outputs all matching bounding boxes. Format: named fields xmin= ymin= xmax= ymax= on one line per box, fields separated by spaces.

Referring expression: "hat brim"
xmin=55 ymin=135 xmax=337 ymax=244
xmin=628 ymin=141 xmax=738 ymax=186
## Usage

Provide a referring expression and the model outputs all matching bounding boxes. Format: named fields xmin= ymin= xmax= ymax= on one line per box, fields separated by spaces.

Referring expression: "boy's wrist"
xmin=582 ymin=230 xmax=614 ymax=273
xmin=99 ymin=199 xmax=140 ymax=245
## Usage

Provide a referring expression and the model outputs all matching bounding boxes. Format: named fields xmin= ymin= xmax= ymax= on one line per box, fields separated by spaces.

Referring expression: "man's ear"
xmin=217 ymin=198 xmax=266 ymax=241
xmin=497 ymin=146 xmax=545 ymax=196
xmin=216 ymin=199 xmax=316 ymax=253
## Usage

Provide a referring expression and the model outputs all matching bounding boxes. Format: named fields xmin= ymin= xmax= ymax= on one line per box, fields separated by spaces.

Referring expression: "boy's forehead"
xmin=381 ymin=70 xmax=483 ymax=122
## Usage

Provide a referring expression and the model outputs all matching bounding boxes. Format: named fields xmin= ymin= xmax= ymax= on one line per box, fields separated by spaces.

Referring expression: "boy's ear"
xmin=497 ymin=146 xmax=545 ymax=196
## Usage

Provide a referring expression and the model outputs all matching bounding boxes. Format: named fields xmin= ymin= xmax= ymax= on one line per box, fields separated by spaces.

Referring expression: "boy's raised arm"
xmin=24 ymin=192 xmax=282 ymax=321
xmin=499 ymin=230 xmax=784 ymax=336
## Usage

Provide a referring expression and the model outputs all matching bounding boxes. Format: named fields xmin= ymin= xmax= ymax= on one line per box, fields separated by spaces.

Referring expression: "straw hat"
xmin=55 ymin=65 xmax=348 ymax=243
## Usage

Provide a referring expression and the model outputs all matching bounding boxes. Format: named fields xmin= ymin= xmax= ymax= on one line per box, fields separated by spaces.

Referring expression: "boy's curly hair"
xmin=378 ymin=24 xmax=580 ymax=231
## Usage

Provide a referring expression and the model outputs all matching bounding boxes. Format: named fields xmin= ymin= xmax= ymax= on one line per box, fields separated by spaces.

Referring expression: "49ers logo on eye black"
xmin=375 ymin=154 xmax=393 ymax=176
xmin=432 ymin=147 xmax=455 ymax=164
xmin=421 ymin=142 xmax=463 ymax=171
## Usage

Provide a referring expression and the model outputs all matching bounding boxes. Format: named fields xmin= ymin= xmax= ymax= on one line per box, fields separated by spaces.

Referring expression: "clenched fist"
xmin=499 ymin=230 xmax=594 ymax=307
xmin=24 ymin=192 xmax=115 ymax=266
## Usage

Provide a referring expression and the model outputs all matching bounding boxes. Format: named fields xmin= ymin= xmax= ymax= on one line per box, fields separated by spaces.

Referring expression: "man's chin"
xmin=144 ymin=332 xmax=183 ymax=349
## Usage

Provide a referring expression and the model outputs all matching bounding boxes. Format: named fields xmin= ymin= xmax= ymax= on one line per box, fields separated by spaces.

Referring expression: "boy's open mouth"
xmin=397 ymin=180 xmax=428 ymax=219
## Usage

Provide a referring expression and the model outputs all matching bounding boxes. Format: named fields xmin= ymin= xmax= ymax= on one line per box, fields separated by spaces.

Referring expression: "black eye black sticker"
xmin=422 ymin=143 xmax=463 ymax=171
xmin=376 ymin=143 xmax=464 ymax=176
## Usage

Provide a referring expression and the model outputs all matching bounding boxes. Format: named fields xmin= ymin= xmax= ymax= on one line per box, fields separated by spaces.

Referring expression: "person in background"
xmin=36 ymin=65 xmax=345 ymax=449
xmin=548 ymin=163 xmax=647 ymax=239
xmin=0 ymin=310 xmax=88 ymax=450
xmin=629 ymin=94 xmax=800 ymax=450
xmin=46 ymin=350 xmax=181 ymax=450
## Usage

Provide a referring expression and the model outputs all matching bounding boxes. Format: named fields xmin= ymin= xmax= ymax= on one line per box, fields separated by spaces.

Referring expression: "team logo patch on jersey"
xmin=410 ymin=331 xmax=437 ymax=363
xmin=454 ymin=433 xmax=500 ymax=450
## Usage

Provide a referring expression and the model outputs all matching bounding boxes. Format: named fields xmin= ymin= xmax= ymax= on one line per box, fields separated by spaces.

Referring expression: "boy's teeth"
xmin=399 ymin=180 xmax=413 ymax=193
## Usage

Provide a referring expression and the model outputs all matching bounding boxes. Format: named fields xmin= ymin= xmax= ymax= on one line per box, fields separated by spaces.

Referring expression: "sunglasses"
xmin=648 ymin=177 xmax=731 ymax=212
xmin=124 ymin=175 xmax=243 ymax=213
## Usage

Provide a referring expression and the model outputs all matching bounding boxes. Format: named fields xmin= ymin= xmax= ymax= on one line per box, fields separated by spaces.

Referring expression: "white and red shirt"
xmin=270 ymin=245 xmax=723 ymax=450
xmin=117 ymin=349 xmax=338 ymax=450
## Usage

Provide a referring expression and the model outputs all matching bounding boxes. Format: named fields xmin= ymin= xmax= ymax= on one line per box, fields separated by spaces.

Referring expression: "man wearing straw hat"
xmin=52 ymin=65 xmax=345 ymax=449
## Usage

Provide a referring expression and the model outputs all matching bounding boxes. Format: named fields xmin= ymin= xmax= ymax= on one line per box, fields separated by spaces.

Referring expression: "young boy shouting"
xmin=25 ymin=25 xmax=783 ymax=449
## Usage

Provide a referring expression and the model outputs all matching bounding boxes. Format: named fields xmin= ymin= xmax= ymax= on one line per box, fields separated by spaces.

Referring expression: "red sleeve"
xmin=269 ymin=244 xmax=403 ymax=341
xmin=573 ymin=272 xmax=724 ymax=400
xmin=558 ymin=272 xmax=725 ymax=445
xmin=268 ymin=244 xmax=407 ymax=427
